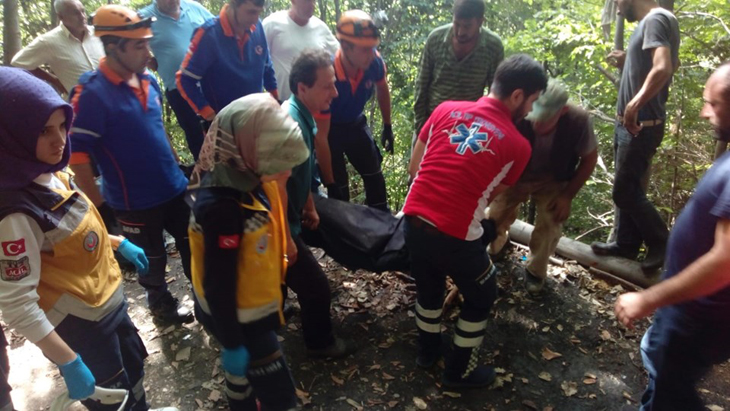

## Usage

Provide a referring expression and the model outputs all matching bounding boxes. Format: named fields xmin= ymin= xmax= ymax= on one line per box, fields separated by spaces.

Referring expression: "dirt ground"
xmin=8 ymin=245 xmax=730 ymax=411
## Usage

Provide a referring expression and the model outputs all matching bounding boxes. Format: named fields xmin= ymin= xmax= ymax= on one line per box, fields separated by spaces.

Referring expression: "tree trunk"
xmin=334 ymin=0 xmax=341 ymax=24
xmin=318 ymin=0 xmax=327 ymax=24
xmin=3 ymin=0 xmax=23 ymax=65
xmin=51 ymin=0 xmax=58 ymax=27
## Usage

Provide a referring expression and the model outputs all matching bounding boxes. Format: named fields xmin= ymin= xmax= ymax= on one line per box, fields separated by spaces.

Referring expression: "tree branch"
xmin=678 ymin=11 xmax=730 ymax=36
xmin=595 ymin=63 xmax=619 ymax=87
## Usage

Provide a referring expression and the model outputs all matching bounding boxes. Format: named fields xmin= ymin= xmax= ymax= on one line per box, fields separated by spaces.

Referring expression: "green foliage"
xmin=4 ymin=0 xmax=730 ymax=242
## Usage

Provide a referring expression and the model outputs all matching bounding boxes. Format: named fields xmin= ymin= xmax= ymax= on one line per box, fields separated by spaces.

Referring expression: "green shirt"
xmin=413 ymin=23 xmax=504 ymax=134
xmin=283 ymin=95 xmax=316 ymax=238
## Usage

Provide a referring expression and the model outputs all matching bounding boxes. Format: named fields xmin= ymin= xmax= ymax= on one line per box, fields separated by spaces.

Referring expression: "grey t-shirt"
xmin=616 ymin=7 xmax=680 ymax=121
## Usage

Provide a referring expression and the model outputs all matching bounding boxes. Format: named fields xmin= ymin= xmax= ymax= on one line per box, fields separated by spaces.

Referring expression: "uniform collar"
xmin=99 ymin=57 xmax=150 ymax=85
xmin=220 ymin=4 xmax=256 ymax=38
xmin=480 ymin=96 xmax=512 ymax=118
xmin=289 ymin=95 xmax=315 ymax=131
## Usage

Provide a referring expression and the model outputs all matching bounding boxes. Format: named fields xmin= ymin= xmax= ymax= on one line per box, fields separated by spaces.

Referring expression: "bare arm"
xmin=69 ymin=163 xmax=104 ymax=206
xmin=622 ymin=47 xmax=674 ymax=134
xmin=36 ymin=331 xmax=77 ymax=365
xmin=616 ymin=219 xmax=730 ymax=328
xmin=315 ymin=117 xmax=335 ymax=185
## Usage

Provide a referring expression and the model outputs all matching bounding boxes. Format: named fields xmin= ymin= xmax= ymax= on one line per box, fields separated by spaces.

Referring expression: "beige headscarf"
xmin=189 ymin=93 xmax=309 ymax=192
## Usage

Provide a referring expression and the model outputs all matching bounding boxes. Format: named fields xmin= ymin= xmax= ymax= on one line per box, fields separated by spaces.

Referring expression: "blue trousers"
xmin=55 ymin=302 xmax=149 ymax=410
xmin=640 ymin=305 xmax=730 ymax=410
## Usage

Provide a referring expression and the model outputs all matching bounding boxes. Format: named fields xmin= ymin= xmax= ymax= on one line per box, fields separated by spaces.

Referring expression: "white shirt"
xmin=262 ymin=11 xmax=339 ymax=101
xmin=0 ymin=174 xmax=63 ymax=343
xmin=11 ymin=24 xmax=104 ymax=92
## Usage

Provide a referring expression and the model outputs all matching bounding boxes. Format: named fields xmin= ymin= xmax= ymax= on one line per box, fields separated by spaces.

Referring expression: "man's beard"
xmin=512 ymin=101 xmax=530 ymax=123
xmin=716 ymin=126 xmax=730 ymax=142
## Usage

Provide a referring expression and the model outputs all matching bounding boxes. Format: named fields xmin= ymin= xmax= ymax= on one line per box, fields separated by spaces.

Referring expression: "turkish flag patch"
xmin=0 ymin=257 xmax=31 ymax=281
xmin=1 ymin=239 xmax=26 ymax=257
xmin=218 ymin=235 xmax=241 ymax=249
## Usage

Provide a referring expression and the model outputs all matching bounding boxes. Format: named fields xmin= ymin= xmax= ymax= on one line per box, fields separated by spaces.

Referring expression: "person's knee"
xmin=612 ymin=181 xmax=643 ymax=210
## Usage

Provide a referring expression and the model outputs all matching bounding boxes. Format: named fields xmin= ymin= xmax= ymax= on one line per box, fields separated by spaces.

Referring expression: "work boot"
xmin=149 ymin=292 xmax=193 ymax=324
xmin=641 ymin=243 xmax=666 ymax=274
xmin=307 ymin=337 xmax=355 ymax=359
xmin=520 ymin=267 xmax=545 ymax=295
xmin=443 ymin=345 xmax=496 ymax=388
xmin=590 ymin=241 xmax=639 ymax=260
xmin=416 ymin=331 xmax=442 ymax=369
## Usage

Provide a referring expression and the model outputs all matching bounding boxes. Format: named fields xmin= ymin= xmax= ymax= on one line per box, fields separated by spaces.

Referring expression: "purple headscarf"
xmin=0 ymin=67 xmax=73 ymax=189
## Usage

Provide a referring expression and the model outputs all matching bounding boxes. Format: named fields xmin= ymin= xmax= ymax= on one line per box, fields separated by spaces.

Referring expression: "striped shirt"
xmin=413 ymin=23 xmax=504 ymax=134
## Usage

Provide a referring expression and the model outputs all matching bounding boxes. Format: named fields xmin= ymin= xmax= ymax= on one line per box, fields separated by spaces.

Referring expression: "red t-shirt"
xmin=403 ymin=97 xmax=531 ymax=241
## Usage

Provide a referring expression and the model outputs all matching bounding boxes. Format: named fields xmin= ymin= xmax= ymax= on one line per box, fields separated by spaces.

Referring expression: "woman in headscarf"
xmin=188 ymin=93 xmax=309 ymax=411
xmin=0 ymin=67 xmax=176 ymax=411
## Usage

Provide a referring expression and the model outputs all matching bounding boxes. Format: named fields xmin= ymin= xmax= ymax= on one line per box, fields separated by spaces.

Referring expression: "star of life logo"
xmin=449 ymin=122 xmax=495 ymax=156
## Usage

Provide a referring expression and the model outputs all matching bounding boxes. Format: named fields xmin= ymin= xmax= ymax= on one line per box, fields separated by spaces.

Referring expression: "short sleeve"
xmin=69 ymin=84 xmax=106 ymax=154
xmin=373 ymin=54 xmax=386 ymax=83
xmin=711 ymin=179 xmax=730 ymax=220
xmin=576 ymin=117 xmax=598 ymax=156
xmin=643 ymin=13 xmax=672 ymax=50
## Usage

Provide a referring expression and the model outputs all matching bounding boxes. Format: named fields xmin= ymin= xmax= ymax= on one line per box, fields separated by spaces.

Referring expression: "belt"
xmin=405 ymin=215 xmax=441 ymax=235
xmin=616 ymin=115 xmax=663 ymax=127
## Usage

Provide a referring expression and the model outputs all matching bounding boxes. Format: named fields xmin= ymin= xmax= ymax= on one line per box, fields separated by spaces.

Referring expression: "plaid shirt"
xmin=413 ymin=23 xmax=504 ymax=134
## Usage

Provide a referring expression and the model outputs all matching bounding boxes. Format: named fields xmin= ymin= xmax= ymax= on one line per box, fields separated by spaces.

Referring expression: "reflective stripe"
xmin=416 ymin=317 xmax=441 ymax=333
xmin=132 ymin=376 xmax=146 ymax=400
xmin=45 ymin=195 xmax=88 ymax=244
xmin=69 ymin=127 xmax=102 ymax=138
xmin=456 ymin=318 xmax=487 ymax=334
xmin=196 ymin=292 xmax=280 ymax=324
xmin=453 ymin=334 xmax=484 ymax=348
xmin=416 ymin=302 xmax=442 ymax=319
xmin=225 ymin=385 xmax=253 ymax=400
xmin=181 ymin=68 xmax=202 ymax=80
xmin=45 ymin=284 xmax=124 ymax=325
xmin=225 ymin=372 xmax=249 ymax=386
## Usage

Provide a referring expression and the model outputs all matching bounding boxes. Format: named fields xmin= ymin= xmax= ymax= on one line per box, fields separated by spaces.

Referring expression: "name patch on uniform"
xmin=0 ymin=257 xmax=30 ymax=281
xmin=1 ymin=239 xmax=26 ymax=257
xmin=84 ymin=231 xmax=99 ymax=252
xmin=218 ymin=235 xmax=240 ymax=249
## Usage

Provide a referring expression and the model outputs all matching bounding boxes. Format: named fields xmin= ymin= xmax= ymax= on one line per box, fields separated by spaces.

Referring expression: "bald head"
xmin=701 ymin=63 xmax=730 ymax=140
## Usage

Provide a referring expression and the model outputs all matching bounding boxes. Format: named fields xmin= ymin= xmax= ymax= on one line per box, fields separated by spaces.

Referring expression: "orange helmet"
xmin=336 ymin=10 xmax=380 ymax=48
xmin=92 ymin=5 xmax=154 ymax=39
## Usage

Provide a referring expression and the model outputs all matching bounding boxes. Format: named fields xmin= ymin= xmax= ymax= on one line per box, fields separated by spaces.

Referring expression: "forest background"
xmin=3 ymin=0 xmax=729 ymax=244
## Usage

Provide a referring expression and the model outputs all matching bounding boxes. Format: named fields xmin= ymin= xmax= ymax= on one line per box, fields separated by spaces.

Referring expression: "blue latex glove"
xmin=221 ymin=346 xmax=250 ymax=377
xmin=59 ymin=354 xmax=95 ymax=400
xmin=118 ymin=239 xmax=149 ymax=275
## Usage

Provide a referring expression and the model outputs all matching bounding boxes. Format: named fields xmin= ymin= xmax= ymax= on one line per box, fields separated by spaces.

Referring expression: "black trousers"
xmin=115 ymin=193 xmax=191 ymax=305
xmin=166 ymin=88 xmax=205 ymax=161
xmin=285 ymin=235 xmax=334 ymax=350
xmin=328 ymin=115 xmax=389 ymax=211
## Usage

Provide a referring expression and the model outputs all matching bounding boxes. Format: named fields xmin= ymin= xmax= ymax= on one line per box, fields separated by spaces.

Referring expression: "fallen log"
xmin=508 ymin=219 xmax=660 ymax=289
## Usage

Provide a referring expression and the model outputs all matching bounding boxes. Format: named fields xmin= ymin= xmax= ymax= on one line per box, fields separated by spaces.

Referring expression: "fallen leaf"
xmin=561 ymin=381 xmax=578 ymax=397
xmin=387 ymin=400 xmax=399 ymax=408
xmin=175 ymin=347 xmax=191 ymax=362
xmin=382 ymin=372 xmax=395 ymax=380
xmin=345 ymin=398 xmax=363 ymax=410
xmin=707 ymin=405 xmax=724 ymax=411
xmin=208 ymin=389 xmax=221 ymax=402
xmin=521 ymin=378 xmax=529 ymax=384
xmin=557 ymin=324 xmax=564 ymax=332
xmin=622 ymin=391 xmax=636 ymax=403
xmin=413 ymin=397 xmax=428 ymax=410
xmin=543 ymin=407 xmax=554 ymax=411
xmin=367 ymin=364 xmax=381 ymax=372
xmin=538 ymin=372 xmax=552 ymax=382
xmin=584 ymin=372 xmax=597 ymax=379
xmin=583 ymin=378 xmax=597 ymax=385
xmin=195 ymin=399 xmax=204 ymax=408
xmin=443 ymin=391 xmax=461 ymax=398
xmin=331 ymin=375 xmax=344 ymax=386
xmin=295 ymin=388 xmax=311 ymax=406
xmin=542 ymin=347 xmax=563 ymax=361
xmin=600 ymin=330 xmax=612 ymax=341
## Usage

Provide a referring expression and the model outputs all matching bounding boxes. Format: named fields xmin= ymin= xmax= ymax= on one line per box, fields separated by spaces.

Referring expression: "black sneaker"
xmin=149 ymin=293 xmax=194 ymax=324
xmin=307 ymin=337 xmax=356 ymax=359
xmin=443 ymin=365 xmax=496 ymax=389
xmin=590 ymin=242 xmax=639 ymax=260
xmin=641 ymin=243 xmax=666 ymax=274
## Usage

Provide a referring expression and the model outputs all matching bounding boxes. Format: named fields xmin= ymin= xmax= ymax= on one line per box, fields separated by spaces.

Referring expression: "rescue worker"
xmin=68 ymin=5 xmax=193 ymax=324
xmin=0 ymin=66 xmax=177 ymax=410
xmin=188 ymin=93 xmax=308 ymax=410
